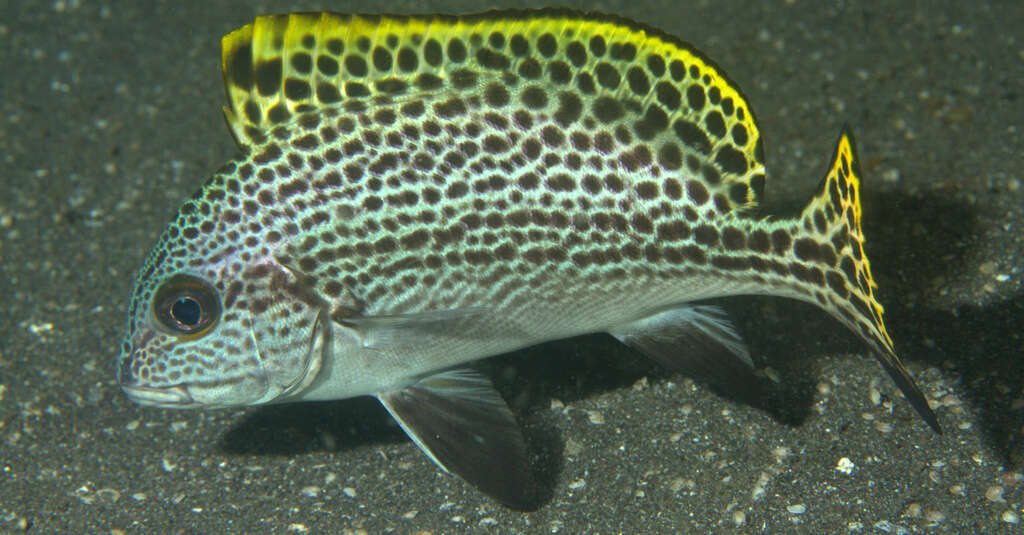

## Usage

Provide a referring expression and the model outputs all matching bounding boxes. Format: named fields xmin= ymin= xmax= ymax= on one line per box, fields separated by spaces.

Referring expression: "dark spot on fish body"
xmin=254 ymin=144 xmax=282 ymax=165
xmin=704 ymin=110 xmax=726 ymax=139
xmin=374 ymin=108 xmax=396 ymax=126
xmin=731 ymin=123 xmax=748 ymax=146
xmin=523 ymin=247 xmax=545 ymax=264
xmin=825 ymin=270 xmax=848 ymax=297
xmin=711 ymin=254 xmax=750 ymax=271
xmin=373 ymin=46 xmax=393 ymax=71
xmin=416 ymin=73 xmax=443 ymax=90
xmin=593 ymin=132 xmax=615 ymax=154
xmin=451 ymin=68 xmax=478 ymax=89
xmin=541 ymin=126 xmax=565 ymax=148
xmin=813 ymin=210 xmax=828 ymax=234
xmin=537 ymin=33 xmax=557 ymax=57
xmin=549 ymin=60 xmax=571 ymax=85
xmin=555 ymin=92 xmax=583 ymax=127
xmin=544 ymin=173 xmax=575 ymax=193
xmin=791 ymin=262 xmax=826 ymax=286
xmin=793 ymin=238 xmax=820 ymax=262
xmin=549 ymin=211 xmax=570 ymax=229
xmin=603 ymin=174 xmax=624 ymax=193
xmin=344 ymin=55 xmax=368 ymax=77
xmin=673 ymin=120 xmax=711 ymax=154
xmin=595 ymin=62 xmax=620 ymax=90
xmin=721 ymin=227 xmax=745 ymax=250
xmin=657 ymin=142 xmax=683 ymax=171
xmin=284 ymin=78 xmax=311 ymax=100
xmin=520 ymin=86 xmax=547 ymax=109
xmin=729 ymin=182 xmax=750 ymax=205
xmin=641 ymin=244 xmax=660 ymax=262
xmin=396 ymin=47 xmax=418 ymax=72
xmin=291 ymin=133 xmax=319 ymax=151
xmin=397 ymin=225 xmax=430 ymax=249
xmin=674 ymin=245 xmax=703 ymax=265
xmin=713 ymin=194 xmax=731 ymax=214
xmin=254 ymin=59 xmax=282 ymax=97
xmin=614 ymin=125 xmax=632 ymax=145
xmin=694 ymin=225 xmax=718 ymax=247
xmin=662 ymin=177 xmax=682 ymax=200
xmin=634 ymin=106 xmax=669 ymax=140
xmin=685 ymin=84 xmax=705 ymax=111
xmin=636 ymin=181 xmax=658 ymax=199
xmin=423 ymin=39 xmax=443 ymax=66
xmin=685 ymin=180 xmax=709 ymax=206
xmin=483 ymin=83 xmax=510 ymax=108
xmin=447 ymin=38 xmax=467 ymax=62
xmin=715 ymin=145 xmax=748 ymax=175
xmin=817 ymin=243 xmax=837 ymax=266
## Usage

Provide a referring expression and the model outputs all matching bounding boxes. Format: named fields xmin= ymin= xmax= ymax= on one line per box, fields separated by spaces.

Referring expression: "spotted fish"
xmin=118 ymin=9 xmax=940 ymax=508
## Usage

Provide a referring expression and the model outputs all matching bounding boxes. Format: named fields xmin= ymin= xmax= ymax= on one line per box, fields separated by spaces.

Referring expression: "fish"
xmin=117 ymin=9 xmax=940 ymax=509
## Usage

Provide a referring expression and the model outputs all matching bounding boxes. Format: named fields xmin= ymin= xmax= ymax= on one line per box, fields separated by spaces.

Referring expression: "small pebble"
xmin=985 ymin=485 xmax=1005 ymax=503
xmin=787 ymin=503 xmax=806 ymax=514
xmin=836 ymin=457 xmax=855 ymax=475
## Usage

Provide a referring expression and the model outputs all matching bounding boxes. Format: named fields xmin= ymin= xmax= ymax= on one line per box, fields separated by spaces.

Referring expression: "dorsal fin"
xmin=221 ymin=9 xmax=767 ymax=209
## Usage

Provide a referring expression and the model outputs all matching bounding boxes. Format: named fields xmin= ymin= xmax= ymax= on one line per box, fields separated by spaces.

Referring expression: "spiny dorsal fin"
xmin=220 ymin=9 xmax=767 ymax=210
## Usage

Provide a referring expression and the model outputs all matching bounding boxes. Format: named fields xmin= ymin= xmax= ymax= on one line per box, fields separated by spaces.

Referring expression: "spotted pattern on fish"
xmin=119 ymin=9 xmax=937 ymax=449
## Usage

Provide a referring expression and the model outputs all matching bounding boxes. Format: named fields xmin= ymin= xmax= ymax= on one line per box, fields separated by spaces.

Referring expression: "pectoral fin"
xmin=609 ymin=306 xmax=763 ymax=398
xmin=342 ymin=308 xmax=487 ymax=349
xmin=377 ymin=369 xmax=536 ymax=509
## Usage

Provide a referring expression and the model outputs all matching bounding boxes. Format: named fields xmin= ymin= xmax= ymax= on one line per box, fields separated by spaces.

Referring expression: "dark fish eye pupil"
xmin=171 ymin=297 xmax=202 ymax=327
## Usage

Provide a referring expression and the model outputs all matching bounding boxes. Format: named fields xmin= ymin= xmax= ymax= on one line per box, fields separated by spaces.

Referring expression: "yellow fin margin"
xmin=220 ymin=9 xmax=767 ymax=208
xmin=801 ymin=127 xmax=891 ymax=348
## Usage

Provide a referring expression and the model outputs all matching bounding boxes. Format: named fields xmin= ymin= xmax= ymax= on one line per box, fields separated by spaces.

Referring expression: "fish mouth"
xmin=121 ymin=383 xmax=201 ymax=409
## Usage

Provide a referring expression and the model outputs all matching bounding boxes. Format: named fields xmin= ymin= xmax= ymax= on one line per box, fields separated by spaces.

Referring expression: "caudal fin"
xmin=795 ymin=126 xmax=940 ymax=433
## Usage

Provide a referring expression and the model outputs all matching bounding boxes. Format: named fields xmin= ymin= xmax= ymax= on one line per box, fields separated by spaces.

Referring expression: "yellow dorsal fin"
xmin=220 ymin=9 xmax=767 ymax=208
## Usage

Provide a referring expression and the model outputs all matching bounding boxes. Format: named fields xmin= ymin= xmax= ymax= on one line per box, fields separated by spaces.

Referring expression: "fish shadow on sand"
xmin=864 ymin=189 xmax=1024 ymax=467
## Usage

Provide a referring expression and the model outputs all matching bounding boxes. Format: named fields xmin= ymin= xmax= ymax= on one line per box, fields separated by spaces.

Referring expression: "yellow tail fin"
xmin=799 ymin=126 xmax=939 ymax=432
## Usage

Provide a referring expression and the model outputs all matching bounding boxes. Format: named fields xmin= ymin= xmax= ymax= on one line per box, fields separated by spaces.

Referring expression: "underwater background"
xmin=1 ymin=0 xmax=1022 ymax=532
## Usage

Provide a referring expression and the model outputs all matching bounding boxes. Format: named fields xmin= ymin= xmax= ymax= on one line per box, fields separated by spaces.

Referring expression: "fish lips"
xmin=120 ymin=382 xmax=202 ymax=409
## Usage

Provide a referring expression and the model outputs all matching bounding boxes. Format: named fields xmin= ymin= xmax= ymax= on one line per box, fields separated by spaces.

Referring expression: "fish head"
xmin=117 ymin=205 xmax=327 ymax=409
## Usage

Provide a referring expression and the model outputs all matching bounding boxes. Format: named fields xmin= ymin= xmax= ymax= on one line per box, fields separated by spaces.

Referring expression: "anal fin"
xmin=609 ymin=306 xmax=764 ymax=399
xmin=377 ymin=369 xmax=536 ymax=509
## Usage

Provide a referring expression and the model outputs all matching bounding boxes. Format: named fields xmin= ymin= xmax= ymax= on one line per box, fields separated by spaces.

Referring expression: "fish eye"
xmin=152 ymin=274 xmax=221 ymax=336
